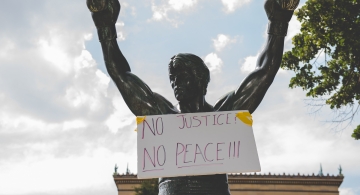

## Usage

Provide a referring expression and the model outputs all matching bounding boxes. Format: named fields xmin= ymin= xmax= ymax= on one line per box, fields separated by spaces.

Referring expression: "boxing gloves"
xmin=264 ymin=0 xmax=300 ymax=36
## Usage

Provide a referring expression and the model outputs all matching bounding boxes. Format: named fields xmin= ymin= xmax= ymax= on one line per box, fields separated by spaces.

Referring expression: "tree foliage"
xmin=134 ymin=179 xmax=159 ymax=195
xmin=352 ymin=125 xmax=360 ymax=140
xmin=281 ymin=0 xmax=360 ymax=139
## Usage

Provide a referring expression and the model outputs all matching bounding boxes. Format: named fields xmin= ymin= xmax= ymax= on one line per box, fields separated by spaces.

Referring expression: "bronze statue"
xmin=338 ymin=165 xmax=343 ymax=176
xmin=87 ymin=0 xmax=299 ymax=194
xmin=114 ymin=163 xmax=118 ymax=174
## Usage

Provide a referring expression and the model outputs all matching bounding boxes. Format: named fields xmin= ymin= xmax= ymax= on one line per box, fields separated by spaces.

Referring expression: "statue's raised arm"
xmin=87 ymin=0 xmax=176 ymax=116
xmin=215 ymin=0 xmax=299 ymax=114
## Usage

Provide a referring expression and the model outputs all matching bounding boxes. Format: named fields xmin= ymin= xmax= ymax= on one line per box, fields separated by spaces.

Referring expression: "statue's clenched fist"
xmin=87 ymin=0 xmax=120 ymax=28
xmin=265 ymin=0 xmax=299 ymax=22
xmin=275 ymin=0 xmax=300 ymax=10
xmin=86 ymin=0 xmax=107 ymax=12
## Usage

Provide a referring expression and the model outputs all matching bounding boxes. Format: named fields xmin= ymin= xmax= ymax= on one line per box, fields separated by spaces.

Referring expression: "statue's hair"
xmin=168 ymin=53 xmax=210 ymax=94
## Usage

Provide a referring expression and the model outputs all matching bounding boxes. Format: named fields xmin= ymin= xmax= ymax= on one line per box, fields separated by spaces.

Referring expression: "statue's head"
xmin=168 ymin=53 xmax=210 ymax=102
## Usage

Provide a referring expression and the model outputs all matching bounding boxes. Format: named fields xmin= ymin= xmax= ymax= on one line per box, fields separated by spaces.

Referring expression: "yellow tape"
xmin=236 ymin=111 xmax=253 ymax=126
xmin=136 ymin=116 xmax=146 ymax=124
xmin=135 ymin=116 xmax=146 ymax=132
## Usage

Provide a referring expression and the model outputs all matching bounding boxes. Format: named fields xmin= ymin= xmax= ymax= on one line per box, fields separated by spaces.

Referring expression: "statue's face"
xmin=169 ymin=68 xmax=202 ymax=102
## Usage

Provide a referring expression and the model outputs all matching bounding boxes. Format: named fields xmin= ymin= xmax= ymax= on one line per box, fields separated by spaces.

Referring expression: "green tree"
xmin=352 ymin=125 xmax=360 ymax=140
xmin=281 ymin=0 xmax=360 ymax=139
xmin=134 ymin=179 xmax=159 ymax=195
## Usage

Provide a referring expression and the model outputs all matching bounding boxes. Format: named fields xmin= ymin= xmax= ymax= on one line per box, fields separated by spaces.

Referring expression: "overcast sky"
xmin=0 ymin=0 xmax=359 ymax=195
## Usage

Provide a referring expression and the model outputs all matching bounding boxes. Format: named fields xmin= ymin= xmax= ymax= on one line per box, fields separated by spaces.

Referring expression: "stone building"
xmin=113 ymin=172 xmax=344 ymax=195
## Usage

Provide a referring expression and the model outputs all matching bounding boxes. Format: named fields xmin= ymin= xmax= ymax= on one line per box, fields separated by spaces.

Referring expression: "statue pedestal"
xmin=158 ymin=174 xmax=230 ymax=195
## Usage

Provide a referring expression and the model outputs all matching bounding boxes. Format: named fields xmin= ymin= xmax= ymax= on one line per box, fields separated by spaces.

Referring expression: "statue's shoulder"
xmin=153 ymin=92 xmax=178 ymax=114
xmin=214 ymin=90 xmax=235 ymax=111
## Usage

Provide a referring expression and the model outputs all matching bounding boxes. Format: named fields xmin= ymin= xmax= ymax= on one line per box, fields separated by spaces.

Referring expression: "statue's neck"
xmin=177 ymin=96 xmax=213 ymax=113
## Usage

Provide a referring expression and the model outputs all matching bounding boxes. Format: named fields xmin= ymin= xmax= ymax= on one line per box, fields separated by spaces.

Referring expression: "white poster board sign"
xmin=136 ymin=110 xmax=260 ymax=179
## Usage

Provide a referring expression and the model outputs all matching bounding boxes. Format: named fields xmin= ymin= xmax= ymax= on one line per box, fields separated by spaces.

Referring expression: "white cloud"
xmin=105 ymin=112 xmax=134 ymax=134
xmin=0 ymin=114 xmax=58 ymax=133
xmin=204 ymin=52 xmax=223 ymax=74
xmin=213 ymin=34 xmax=237 ymax=52
xmin=118 ymin=1 xmax=137 ymax=17
xmin=63 ymin=119 xmax=87 ymax=131
xmin=0 ymin=38 xmax=15 ymax=59
xmin=221 ymin=0 xmax=252 ymax=13
xmin=152 ymin=4 xmax=168 ymax=21
xmin=150 ymin=0 xmax=198 ymax=27
xmin=83 ymin=33 xmax=93 ymax=41
xmin=0 ymin=1 xmax=139 ymax=194
xmin=240 ymin=53 xmax=258 ymax=73
xmin=240 ymin=52 xmax=286 ymax=74
xmin=169 ymin=0 xmax=197 ymax=11
xmin=115 ymin=21 xmax=126 ymax=41
xmin=0 ymin=150 xmax=137 ymax=195
xmin=96 ymin=69 xmax=111 ymax=96
xmin=65 ymin=50 xmax=111 ymax=111
xmin=131 ymin=6 xmax=137 ymax=16
xmin=339 ymin=188 xmax=357 ymax=195
xmin=105 ymin=95 xmax=134 ymax=134
xmin=74 ymin=49 xmax=96 ymax=71
xmin=38 ymin=33 xmax=73 ymax=74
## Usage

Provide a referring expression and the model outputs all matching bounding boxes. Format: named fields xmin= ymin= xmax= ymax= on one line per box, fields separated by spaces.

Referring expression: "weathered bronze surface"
xmin=87 ymin=0 xmax=299 ymax=194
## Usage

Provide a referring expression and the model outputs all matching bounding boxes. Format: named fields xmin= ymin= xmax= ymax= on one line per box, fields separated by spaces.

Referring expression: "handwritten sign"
xmin=136 ymin=110 xmax=260 ymax=179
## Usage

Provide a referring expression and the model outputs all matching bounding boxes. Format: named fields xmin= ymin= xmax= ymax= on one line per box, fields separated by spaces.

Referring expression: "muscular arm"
xmin=89 ymin=0 xmax=175 ymax=116
xmin=232 ymin=34 xmax=285 ymax=113
xmin=99 ymin=31 xmax=161 ymax=116
xmin=215 ymin=0 xmax=299 ymax=114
